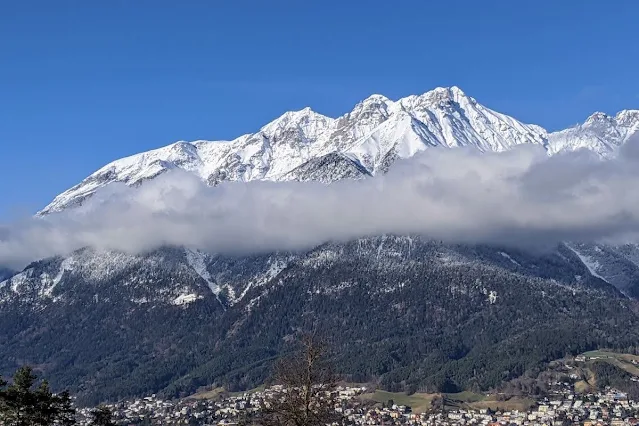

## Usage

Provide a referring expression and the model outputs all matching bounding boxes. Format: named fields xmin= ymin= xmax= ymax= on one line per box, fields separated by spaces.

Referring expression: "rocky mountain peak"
xmin=37 ymin=86 xmax=637 ymax=215
xmin=616 ymin=110 xmax=639 ymax=127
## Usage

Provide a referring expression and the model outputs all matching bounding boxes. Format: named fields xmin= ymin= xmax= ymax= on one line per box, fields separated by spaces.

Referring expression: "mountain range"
xmin=39 ymin=86 xmax=639 ymax=215
xmin=2 ymin=86 xmax=639 ymax=405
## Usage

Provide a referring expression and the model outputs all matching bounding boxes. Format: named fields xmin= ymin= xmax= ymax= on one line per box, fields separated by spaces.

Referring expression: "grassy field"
xmin=581 ymin=350 xmax=639 ymax=377
xmin=360 ymin=390 xmax=436 ymax=413
xmin=358 ymin=389 xmax=532 ymax=413
xmin=445 ymin=391 xmax=486 ymax=403
xmin=441 ymin=391 xmax=533 ymax=412
xmin=464 ymin=396 xmax=535 ymax=412
xmin=583 ymin=350 xmax=616 ymax=358
xmin=188 ymin=385 xmax=265 ymax=400
xmin=188 ymin=387 xmax=226 ymax=400
xmin=583 ymin=350 xmax=639 ymax=362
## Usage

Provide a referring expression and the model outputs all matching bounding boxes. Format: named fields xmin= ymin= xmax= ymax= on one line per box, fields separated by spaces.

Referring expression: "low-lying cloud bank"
xmin=2 ymin=136 xmax=639 ymax=268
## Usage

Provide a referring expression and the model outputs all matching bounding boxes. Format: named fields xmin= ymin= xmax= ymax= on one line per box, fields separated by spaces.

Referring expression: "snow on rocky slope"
xmin=25 ymin=87 xmax=639 ymax=299
xmin=548 ymin=110 xmax=639 ymax=157
xmin=0 ymin=246 xmax=293 ymax=308
xmin=40 ymin=86 xmax=601 ymax=215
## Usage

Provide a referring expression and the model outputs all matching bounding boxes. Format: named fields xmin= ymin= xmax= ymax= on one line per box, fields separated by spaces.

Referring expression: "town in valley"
xmin=75 ymin=384 xmax=639 ymax=426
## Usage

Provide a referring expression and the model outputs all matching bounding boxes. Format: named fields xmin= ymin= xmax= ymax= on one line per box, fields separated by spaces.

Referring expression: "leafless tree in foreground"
xmin=247 ymin=334 xmax=347 ymax=426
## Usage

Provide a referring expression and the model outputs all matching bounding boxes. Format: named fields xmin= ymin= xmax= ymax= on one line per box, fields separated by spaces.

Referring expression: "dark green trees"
xmin=0 ymin=366 xmax=76 ymax=425
xmin=89 ymin=405 xmax=116 ymax=426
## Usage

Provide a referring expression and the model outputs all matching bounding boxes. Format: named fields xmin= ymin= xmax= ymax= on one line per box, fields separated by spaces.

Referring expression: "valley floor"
xmin=75 ymin=384 xmax=639 ymax=425
xmin=75 ymin=350 xmax=639 ymax=425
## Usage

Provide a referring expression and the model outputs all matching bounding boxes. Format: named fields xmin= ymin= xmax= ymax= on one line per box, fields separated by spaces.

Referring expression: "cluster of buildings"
xmin=74 ymin=386 xmax=369 ymax=425
xmin=431 ymin=390 xmax=639 ymax=426
xmin=74 ymin=385 xmax=639 ymax=425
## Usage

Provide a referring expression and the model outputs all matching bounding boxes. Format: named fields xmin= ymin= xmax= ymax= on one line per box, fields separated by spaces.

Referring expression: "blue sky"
xmin=1 ymin=0 xmax=638 ymax=217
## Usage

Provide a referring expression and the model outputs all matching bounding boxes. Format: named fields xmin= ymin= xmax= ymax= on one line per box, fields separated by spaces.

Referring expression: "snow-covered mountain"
xmin=37 ymin=87 xmax=639 ymax=215
xmin=0 ymin=246 xmax=291 ymax=308
xmin=548 ymin=110 xmax=639 ymax=157
xmin=41 ymin=86 xmax=566 ymax=215
xmin=1 ymin=235 xmax=636 ymax=404
xmin=41 ymin=86 xmax=639 ymax=215
xmin=4 ymin=86 xmax=639 ymax=403
xmin=40 ymin=86 xmax=638 ymax=215
xmin=14 ymin=85 xmax=639 ymax=305
xmin=20 ymin=85 xmax=639 ymax=303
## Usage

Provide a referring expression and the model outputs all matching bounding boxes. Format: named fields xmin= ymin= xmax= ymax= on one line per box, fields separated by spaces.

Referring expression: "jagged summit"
xmin=585 ymin=111 xmax=613 ymax=124
xmin=259 ymin=107 xmax=333 ymax=140
xmin=421 ymin=85 xmax=467 ymax=101
xmin=358 ymin=93 xmax=393 ymax=104
xmin=547 ymin=108 xmax=639 ymax=157
xmin=39 ymin=86 xmax=637 ymax=214
xmin=616 ymin=109 xmax=639 ymax=125
xmin=582 ymin=110 xmax=639 ymax=126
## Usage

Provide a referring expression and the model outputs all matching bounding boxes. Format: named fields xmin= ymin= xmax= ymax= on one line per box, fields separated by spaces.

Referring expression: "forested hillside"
xmin=1 ymin=237 xmax=638 ymax=405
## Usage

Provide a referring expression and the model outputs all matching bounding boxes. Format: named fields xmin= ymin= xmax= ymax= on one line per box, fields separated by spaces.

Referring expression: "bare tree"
xmin=249 ymin=334 xmax=347 ymax=426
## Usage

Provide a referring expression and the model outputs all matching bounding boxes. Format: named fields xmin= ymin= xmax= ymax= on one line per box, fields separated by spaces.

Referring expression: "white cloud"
xmin=2 ymin=136 xmax=639 ymax=269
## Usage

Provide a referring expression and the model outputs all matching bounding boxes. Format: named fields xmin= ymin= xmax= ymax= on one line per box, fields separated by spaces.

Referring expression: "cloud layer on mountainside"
xmin=2 ymin=136 xmax=639 ymax=268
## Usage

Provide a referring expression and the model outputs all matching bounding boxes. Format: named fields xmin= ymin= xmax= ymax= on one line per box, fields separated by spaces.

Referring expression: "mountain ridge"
xmin=2 ymin=237 xmax=638 ymax=405
xmin=39 ymin=86 xmax=638 ymax=215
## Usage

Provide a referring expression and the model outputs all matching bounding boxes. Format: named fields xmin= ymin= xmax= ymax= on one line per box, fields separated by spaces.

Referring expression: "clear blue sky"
xmin=1 ymin=0 xmax=638 ymax=217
